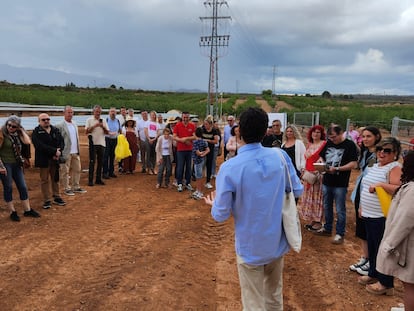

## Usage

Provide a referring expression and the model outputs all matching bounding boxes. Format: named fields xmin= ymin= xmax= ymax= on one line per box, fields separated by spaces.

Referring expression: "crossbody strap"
xmin=275 ymin=148 xmax=293 ymax=193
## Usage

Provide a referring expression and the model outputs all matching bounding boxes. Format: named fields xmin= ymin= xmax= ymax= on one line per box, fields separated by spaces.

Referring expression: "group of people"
xmin=207 ymin=112 xmax=413 ymax=310
xmin=2 ymin=105 xmax=413 ymax=310
xmin=0 ymin=106 xmax=226 ymax=222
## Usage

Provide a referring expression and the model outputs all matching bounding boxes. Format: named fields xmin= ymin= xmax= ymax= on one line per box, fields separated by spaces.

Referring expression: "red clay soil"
xmin=0 ymin=134 xmax=405 ymax=310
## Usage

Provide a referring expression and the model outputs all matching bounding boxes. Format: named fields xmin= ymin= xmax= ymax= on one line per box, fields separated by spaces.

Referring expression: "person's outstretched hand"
xmin=203 ymin=191 xmax=216 ymax=206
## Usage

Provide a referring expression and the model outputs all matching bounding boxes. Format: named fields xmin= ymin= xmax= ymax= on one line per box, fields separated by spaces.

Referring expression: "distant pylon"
xmin=200 ymin=1 xmax=231 ymax=117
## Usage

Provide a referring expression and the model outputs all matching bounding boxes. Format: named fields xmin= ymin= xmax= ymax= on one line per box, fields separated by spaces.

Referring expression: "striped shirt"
xmin=360 ymin=161 xmax=401 ymax=218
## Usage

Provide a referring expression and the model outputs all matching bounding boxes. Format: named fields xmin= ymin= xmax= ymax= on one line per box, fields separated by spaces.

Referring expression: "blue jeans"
xmin=322 ymin=185 xmax=347 ymax=236
xmin=157 ymin=155 xmax=172 ymax=186
xmin=176 ymin=151 xmax=192 ymax=186
xmin=0 ymin=162 xmax=29 ymax=202
xmin=103 ymin=137 xmax=117 ymax=176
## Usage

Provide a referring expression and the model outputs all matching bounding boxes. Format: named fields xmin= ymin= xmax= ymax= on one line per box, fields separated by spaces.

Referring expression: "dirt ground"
xmin=0 ymin=134 xmax=405 ymax=311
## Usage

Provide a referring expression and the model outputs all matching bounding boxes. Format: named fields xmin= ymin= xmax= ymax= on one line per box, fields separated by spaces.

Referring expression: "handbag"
xmin=375 ymin=186 xmax=392 ymax=217
xmin=277 ymin=149 xmax=302 ymax=253
xmin=115 ymin=134 xmax=132 ymax=161
xmin=301 ymin=170 xmax=318 ymax=185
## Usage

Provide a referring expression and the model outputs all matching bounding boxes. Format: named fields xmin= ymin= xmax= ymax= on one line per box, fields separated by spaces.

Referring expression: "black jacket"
xmin=32 ymin=125 xmax=65 ymax=168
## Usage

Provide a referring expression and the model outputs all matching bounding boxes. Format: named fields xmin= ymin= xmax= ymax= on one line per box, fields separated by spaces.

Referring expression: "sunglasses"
xmin=41 ymin=118 xmax=50 ymax=122
xmin=376 ymin=146 xmax=394 ymax=154
xmin=7 ymin=124 xmax=18 ymax=129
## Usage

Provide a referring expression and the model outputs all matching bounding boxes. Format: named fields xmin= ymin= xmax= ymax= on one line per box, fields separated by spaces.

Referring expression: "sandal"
xmin=304 ymin=223 xmax=313 ymax=230
xmin=309 ymin=222 xmax=322 ymax=231
xmin=366 ymin=282 xmax=394 ymax=296
xmin=358 ymin=276 xmax=377 ymax=285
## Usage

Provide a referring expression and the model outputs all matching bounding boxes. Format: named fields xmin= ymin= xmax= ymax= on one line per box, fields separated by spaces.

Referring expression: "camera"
xmin=99 ymin=118 xmax=103 ymax=123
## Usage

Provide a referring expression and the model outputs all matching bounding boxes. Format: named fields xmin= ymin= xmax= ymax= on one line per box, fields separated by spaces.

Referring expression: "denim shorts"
xmin=194 ymin=160 xmax=204 ymax=179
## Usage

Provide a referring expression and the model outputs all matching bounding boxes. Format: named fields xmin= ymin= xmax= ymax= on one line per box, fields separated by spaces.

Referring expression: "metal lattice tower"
xmin=200 ymin=1 xmax=231 ymax=117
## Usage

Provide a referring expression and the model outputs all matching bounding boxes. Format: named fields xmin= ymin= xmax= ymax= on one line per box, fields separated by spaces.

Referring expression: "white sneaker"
xmin=186 ymin=184 xmax=194 ymax=191
xmin=177 ymin=184 xmax=183 ymax=192
xmin=191 ymin=191 xmax=201 ymax=200
xmin=390 ymin=304 xmax=405 ymax=311
xmin=349 ymin=257 xmax=368 ymax=271
xmin=356 ymin=261 xmax=370 ymax=276
xmin=331 ymin=234 xmax=344 ymax=244
xmin=191 ymin=191 xmax=204 ymax=200
xmin=172 ymin=181 xmax=178 ymax=187
xmin=205 ymin=182 xmax=213 ymax=189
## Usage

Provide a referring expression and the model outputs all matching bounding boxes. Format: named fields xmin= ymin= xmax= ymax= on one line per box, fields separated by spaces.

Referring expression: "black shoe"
xmin=103 ymin=174 xmax=110 ymax=179
xmin=43 ymin=200 xmax=52 ymax=209
xmin=95 ymin=180 xmax=105 ymax=185
xmin=141 ymin=168 xmax=146 ymax=173
xmin=24 ymin=209 xmax=41 ymax=218
xmin=53 ymin=197 xmax=66 ymax=206
xmin=109 ymin=174 xmax=117 ymax=178
xmin=73 ymin=188 xmax=87 ymax=194
xmin=88 ymin=181 xmax=94 ymax=186
xmin=10 ymin=211 xmax=20 ymax=222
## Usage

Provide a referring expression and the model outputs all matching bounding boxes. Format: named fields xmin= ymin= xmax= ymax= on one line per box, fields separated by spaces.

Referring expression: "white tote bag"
xmin=277 ymin=149 xmax=302 ymax=253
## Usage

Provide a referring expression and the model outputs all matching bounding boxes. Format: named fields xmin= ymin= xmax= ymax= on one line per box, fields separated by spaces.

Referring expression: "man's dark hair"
xmin=327 ymin=125 xmax=343 ymax=136
xmin=239 ymin=107 xmax=268 ymax=144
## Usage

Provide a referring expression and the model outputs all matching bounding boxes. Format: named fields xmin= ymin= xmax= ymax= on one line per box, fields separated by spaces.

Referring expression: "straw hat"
xmin=166 ymin=116 xmax=179 ymax=125
xmin=125 ymin=116 xmax=136 ymax=126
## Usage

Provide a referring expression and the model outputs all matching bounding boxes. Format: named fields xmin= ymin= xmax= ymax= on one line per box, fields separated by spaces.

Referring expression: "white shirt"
xmin=65 ymin=121 xmax=79 ymax=154
xmin=137 ymin=119 xmax=148 ymax=141
xmin=146 ymin=121 xmax=159 ymax=138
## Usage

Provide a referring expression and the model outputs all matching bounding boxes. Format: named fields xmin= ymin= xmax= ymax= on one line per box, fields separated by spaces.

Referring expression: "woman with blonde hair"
xmin=281 ymin=124 xmax=306 ymax=178
xmin=201 ymin=115 xmax=219 ymax=189
xmin=145 ymin=110 xmax=160 ymax=174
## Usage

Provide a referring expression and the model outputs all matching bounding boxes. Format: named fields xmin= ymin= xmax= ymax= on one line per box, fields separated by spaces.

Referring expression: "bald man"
xmin=32 ymin=113 xmax=66 ymax=209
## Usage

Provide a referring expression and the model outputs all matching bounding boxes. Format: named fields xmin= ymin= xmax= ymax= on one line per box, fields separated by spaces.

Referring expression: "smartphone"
xmin=99 ymin=118 xmax=103 ymax=123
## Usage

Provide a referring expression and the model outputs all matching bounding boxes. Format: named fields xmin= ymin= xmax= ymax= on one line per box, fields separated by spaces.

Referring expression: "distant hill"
xmin=0 ymin=64 xmax=123 ymax=89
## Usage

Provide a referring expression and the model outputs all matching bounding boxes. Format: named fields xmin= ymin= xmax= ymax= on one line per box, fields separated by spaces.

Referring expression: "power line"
xmin=199 ymin=1 xmax=231 ymax=117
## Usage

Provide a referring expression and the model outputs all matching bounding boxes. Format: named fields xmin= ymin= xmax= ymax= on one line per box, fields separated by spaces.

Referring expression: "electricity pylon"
xmin=200 ymin=1 xmax=231 ymax=117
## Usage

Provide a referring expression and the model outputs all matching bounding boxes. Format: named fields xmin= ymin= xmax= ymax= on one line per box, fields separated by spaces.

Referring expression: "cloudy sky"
xmin=1 ymin=0 xmax=414 ymax=95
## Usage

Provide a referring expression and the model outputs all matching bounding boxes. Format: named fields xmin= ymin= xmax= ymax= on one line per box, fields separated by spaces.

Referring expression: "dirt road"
xmin=0 ymin=135 xmax=404 ymax=310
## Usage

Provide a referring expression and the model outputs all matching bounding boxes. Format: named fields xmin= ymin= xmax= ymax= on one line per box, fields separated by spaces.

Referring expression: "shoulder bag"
xmin=301 ymin=170 xmax=318 ymax=185
xmin=276 ymin=149 xmax=302 ymax=253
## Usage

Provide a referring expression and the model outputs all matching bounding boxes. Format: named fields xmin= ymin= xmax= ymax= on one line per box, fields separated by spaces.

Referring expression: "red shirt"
xmin=174 ymin=121 xmax=195 ymax=151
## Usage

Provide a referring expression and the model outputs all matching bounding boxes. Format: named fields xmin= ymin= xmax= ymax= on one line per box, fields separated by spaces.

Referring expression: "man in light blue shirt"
xmin=103 ymin=107 xmax=121 ymax=179
xmin=204 ymin=107 xmax=303 ymax=310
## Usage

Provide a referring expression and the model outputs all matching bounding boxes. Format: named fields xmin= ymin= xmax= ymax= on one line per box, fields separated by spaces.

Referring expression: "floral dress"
xmin=298 ymin=141 xmax=326 ymax=223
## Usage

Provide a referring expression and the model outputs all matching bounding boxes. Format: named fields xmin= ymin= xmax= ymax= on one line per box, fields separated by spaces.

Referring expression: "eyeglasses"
xmin=41 ymin=118 xmax=50 ymax=122
xmin=376 ymin=146 xmax=394 ymax=154
xmin=7 ymin=124 xmax=18 ymax=129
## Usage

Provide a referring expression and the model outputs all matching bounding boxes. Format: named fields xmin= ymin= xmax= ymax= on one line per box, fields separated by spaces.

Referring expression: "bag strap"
xmin=276 ymin=148 xmax=293 ymax=193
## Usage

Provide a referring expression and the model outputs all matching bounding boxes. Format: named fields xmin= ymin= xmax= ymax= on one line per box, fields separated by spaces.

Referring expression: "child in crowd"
xmin=191 ymin=127 xmax=209 ymax=199
xmin=155 ymin=128 xmax=174 ymax=188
